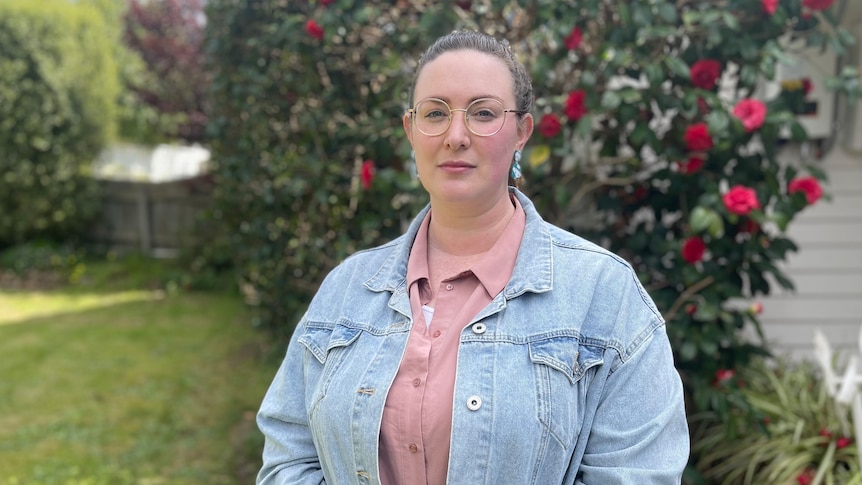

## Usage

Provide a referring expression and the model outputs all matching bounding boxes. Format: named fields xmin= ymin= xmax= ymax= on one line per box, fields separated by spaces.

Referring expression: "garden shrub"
xmin=204 ymin=0 xmax=860 ymax=452
xmin=0 ymin=0 xmax=119 ymax=248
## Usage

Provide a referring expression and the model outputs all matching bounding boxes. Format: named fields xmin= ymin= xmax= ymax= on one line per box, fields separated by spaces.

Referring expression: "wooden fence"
xmin=88 ymin=175 xmax=214 ymax=257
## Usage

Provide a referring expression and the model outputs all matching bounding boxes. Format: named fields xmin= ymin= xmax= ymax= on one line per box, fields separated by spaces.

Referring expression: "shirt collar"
xmin=404 ymin=196 xmax=526 ymax=300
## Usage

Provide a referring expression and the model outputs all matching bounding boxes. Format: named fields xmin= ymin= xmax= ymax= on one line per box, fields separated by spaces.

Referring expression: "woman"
xmin=256 ymin=30 xmax=689 ymax=485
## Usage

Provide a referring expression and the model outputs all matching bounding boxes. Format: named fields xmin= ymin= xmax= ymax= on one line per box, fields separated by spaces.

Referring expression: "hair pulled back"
xmin=408 ymin=30 xmax=533 ymax=116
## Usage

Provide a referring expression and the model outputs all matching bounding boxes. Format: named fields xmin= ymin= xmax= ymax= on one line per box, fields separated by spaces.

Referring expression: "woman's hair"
xmin=407 ymin=30 xmax=534 ymax=116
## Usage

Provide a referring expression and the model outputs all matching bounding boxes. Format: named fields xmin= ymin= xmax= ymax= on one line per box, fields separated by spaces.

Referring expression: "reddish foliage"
xmin=124 ymin=0 xmax=209 ymax=142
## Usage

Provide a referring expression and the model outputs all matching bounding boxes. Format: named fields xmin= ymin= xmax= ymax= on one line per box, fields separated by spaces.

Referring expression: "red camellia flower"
xmin=714 ymin=369 xmax=735 ymax=385
xmin=761 ymin=0 xmax=778 ymax=14
xmin=565 ymin=26 xmax=583 ymax=50
xmin=837 ymin=436 xmax=853 ymax=449
xmin=564 ymin=90 xmax=588 ymax=121
xmin=360 ymin=160 xmax=375 ymax=189
xmin=679 ymin=156 xmax=705 ymax=174
xmin=681 ymin=236 xmax=707 ymax=264
xmin=797 ymin=468 xmax=816 ymax=485
xmin=733 ymin=98 xmax=767 ymax=132
xmin=788 ymin=176 xmax=823 ymax=205
xmin=538 ymin=113 xmax=562 ymax=138
xmin=690 ymin=59 xmax=722 ymax=90
xmin=684 ymin=123 xmax=713 ymax=151
xmin=803 ymin=0 xmax=835 ymax=10
xmin=723 ymin=185 xmax=761 ymax=216
xmin=305 ymin=19 xmax=324 ymax=40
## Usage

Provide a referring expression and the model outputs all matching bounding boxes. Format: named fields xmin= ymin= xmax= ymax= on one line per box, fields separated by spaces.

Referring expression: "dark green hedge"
xmin=0 ymin=0 xmax=119 ymax=247
xmin=203 ymin=0 xmax=462 ymax=334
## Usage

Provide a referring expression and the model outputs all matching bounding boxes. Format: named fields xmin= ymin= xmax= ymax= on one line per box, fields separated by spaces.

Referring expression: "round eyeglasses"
xmin=407 ymin=98 xmax=525 ymax=137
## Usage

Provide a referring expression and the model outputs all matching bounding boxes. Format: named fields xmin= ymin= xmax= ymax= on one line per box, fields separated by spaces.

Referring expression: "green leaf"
xmin=664 ymin=56 xmax=691 ymax=79
xmin=656 ymin=2 xmax=678 ymax=23
xmin=690 ymin=206 xmax=714 ymax=233
xmin=601 ymin=90 xmax=621 ymax=110
xmin=788 ymin=120 xmax=808 ymax=141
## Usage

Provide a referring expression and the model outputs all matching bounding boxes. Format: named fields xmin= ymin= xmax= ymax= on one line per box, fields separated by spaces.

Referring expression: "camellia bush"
xmin=205 ymin=1 xmax=860 ymax=475
xmin=0 ymin=0 xmax=119 ymax=248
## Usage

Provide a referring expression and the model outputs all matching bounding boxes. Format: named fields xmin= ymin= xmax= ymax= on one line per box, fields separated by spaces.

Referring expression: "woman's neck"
xmin=427 ymin=193 xmax=515 ymax=257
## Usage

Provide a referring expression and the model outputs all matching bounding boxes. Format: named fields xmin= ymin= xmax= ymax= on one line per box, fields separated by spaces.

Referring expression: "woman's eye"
xmin=424 ymin=110 xmax=448 ymax=120
xmin=471 ymin=109 xmax=497 ymax=120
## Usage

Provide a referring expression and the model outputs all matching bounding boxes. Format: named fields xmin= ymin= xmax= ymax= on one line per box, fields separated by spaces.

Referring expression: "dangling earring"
xmin=510 ymin=149 xmax=523 ymax=180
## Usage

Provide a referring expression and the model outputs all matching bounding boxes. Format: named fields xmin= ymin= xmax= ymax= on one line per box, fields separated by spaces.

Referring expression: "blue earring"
xmin=510 ymin=150 xmax=522 ymax=180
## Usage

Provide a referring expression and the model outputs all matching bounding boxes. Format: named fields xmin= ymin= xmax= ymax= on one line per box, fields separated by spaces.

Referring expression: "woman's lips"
xmin=439 ymin=161 xmax=475 ymax=173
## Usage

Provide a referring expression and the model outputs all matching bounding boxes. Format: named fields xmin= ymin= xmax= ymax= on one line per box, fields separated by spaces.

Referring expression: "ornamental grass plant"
xmin=691 ymin=357 xmax=861 ymax=485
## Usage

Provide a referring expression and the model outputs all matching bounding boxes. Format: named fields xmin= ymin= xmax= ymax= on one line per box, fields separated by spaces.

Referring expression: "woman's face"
xmin=404 ymin=49 xmax=533 ymax=208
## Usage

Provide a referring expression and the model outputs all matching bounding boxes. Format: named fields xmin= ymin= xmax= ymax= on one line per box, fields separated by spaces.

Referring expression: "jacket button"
xmin=471 ymin=323 xmax=486 ymax=334
xmin=466 ymin=395 xmax=482 ymax=411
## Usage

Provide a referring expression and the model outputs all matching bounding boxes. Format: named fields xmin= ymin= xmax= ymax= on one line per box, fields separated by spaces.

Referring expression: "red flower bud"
xmin=690 ymin=59 xmax=722 ymax=90
xmin=538 ymin=113 xmax=562 ymax=138
xmin=681 ymin=237 xmax=706 ymax=264
xmin=305 ymin=19 xmax=324 ymax=40
xmin=564 ymin=26 xmax=583 ymax=50
xmin=564 ymin=90 xmax=588 ymax=122
xmin=360 ymin=160 xmax=375 ymax=190
xmin=684 ymin=123 xmax=713 ymax=151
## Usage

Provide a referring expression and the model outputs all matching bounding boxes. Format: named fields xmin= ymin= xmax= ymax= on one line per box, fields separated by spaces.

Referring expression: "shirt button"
xmin=433 ymin=330 xmax=441 ymax=338
xmin=445 ymin=283 xmax=454 ymax=291
xmin=408 ymin=443 xmax=419 ymax=453
xmin=471 ymin=323 xmax=487 ymax=334
xmin=466 ymin=395 xmax=482 ymax=411
xmin=412 ymin=378 xmax=421 ymax=387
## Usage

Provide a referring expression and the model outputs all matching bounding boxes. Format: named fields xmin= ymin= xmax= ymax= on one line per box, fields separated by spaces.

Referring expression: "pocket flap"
xmin=529 ymin=337 xmax=604 ymax=384
xmin=299 ymin=322 xmax=362 ymax=364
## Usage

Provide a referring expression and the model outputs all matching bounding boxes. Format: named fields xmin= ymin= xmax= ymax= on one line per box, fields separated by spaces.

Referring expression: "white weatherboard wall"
xmin=758 ymin=7 xmax=862 ymax=360
xmin=759 ymin=149 xmax=862 ymax=360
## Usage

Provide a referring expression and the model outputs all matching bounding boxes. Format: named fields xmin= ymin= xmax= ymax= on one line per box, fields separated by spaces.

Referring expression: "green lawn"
xmin=0 ymin=260 xmax=283 ymax=484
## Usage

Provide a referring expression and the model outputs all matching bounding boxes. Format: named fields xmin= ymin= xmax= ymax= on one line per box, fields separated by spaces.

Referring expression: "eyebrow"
xmin=420 ymin=95 xmax=505 ymax=104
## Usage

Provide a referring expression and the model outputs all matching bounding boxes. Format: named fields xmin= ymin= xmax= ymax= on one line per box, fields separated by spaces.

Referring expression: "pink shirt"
xmin=378 ymin=197 xmax=526 ymax=485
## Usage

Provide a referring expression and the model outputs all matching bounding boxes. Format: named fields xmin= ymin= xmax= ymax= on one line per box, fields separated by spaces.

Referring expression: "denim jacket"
xmin=257 ymin=189 xmax=689 ymax=485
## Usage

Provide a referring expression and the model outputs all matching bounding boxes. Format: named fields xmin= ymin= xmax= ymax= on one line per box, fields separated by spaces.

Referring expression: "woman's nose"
xmin=445 ymin=110 xmax=471 ymax=149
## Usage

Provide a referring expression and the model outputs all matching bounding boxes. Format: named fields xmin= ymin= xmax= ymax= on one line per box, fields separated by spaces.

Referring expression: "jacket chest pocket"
xmin=298 ymin=322 xmax=363 ymax=391
xmin=528 ymin=336 xmax=604 ymax=448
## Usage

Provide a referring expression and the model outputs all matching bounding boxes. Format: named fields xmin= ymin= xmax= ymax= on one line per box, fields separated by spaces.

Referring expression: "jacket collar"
xmin=364 ymin=188 xmax=553 ymax=297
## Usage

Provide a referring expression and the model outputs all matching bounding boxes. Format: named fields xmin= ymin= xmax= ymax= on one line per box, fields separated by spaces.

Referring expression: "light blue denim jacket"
xmin=257 ymin=189 xmax=689 ymax=485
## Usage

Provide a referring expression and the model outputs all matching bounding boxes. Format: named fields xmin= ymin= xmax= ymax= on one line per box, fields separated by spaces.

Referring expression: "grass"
xmin=0 ymin=256 xmax=283 ymax=484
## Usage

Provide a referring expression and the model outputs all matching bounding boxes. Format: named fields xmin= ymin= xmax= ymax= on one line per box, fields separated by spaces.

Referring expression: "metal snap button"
xmin=445 ymin=283 xmax=454 ymax=291
xmin=472 ymin=323 xmax=486 ymax=334
xmin=467 ymin=395 xmax=482 ymax=411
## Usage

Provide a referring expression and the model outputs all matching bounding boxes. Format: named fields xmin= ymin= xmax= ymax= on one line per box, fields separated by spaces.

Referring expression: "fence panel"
xmin=88 ymin=176 xmax=214 ymax=256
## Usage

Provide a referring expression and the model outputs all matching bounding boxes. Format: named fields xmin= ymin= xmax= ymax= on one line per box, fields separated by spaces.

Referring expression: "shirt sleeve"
xmin=574 ymin=322 xmax=690 ymax=485
xmin=256 ymin=318 xmax=327 ymax=485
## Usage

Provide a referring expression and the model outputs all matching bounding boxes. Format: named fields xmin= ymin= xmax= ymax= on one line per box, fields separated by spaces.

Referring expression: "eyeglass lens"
xmin=413 ymin=98 xmax=506 ymax=136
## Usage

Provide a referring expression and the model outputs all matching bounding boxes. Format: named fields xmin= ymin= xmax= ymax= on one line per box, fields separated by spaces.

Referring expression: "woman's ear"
xmin=403 ymin=113 xmax=414 ymax=145
xmin=517 ymin=113 xmax=534 ymax=149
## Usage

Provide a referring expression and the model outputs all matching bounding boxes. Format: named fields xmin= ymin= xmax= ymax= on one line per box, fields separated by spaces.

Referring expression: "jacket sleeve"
xmin=574 ymin=322 xmax=690 ymax=485
xmin=256 ymin=318 xmax=327 ymax=485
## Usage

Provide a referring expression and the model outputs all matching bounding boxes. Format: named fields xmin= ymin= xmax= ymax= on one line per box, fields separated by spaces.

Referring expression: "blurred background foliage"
xmin=0 ymin=0 xmax=117 ymax=247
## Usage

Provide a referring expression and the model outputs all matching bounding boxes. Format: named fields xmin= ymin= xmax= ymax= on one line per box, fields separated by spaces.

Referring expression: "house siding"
xmin=759 ymin=154 xmax=862 ymax=359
